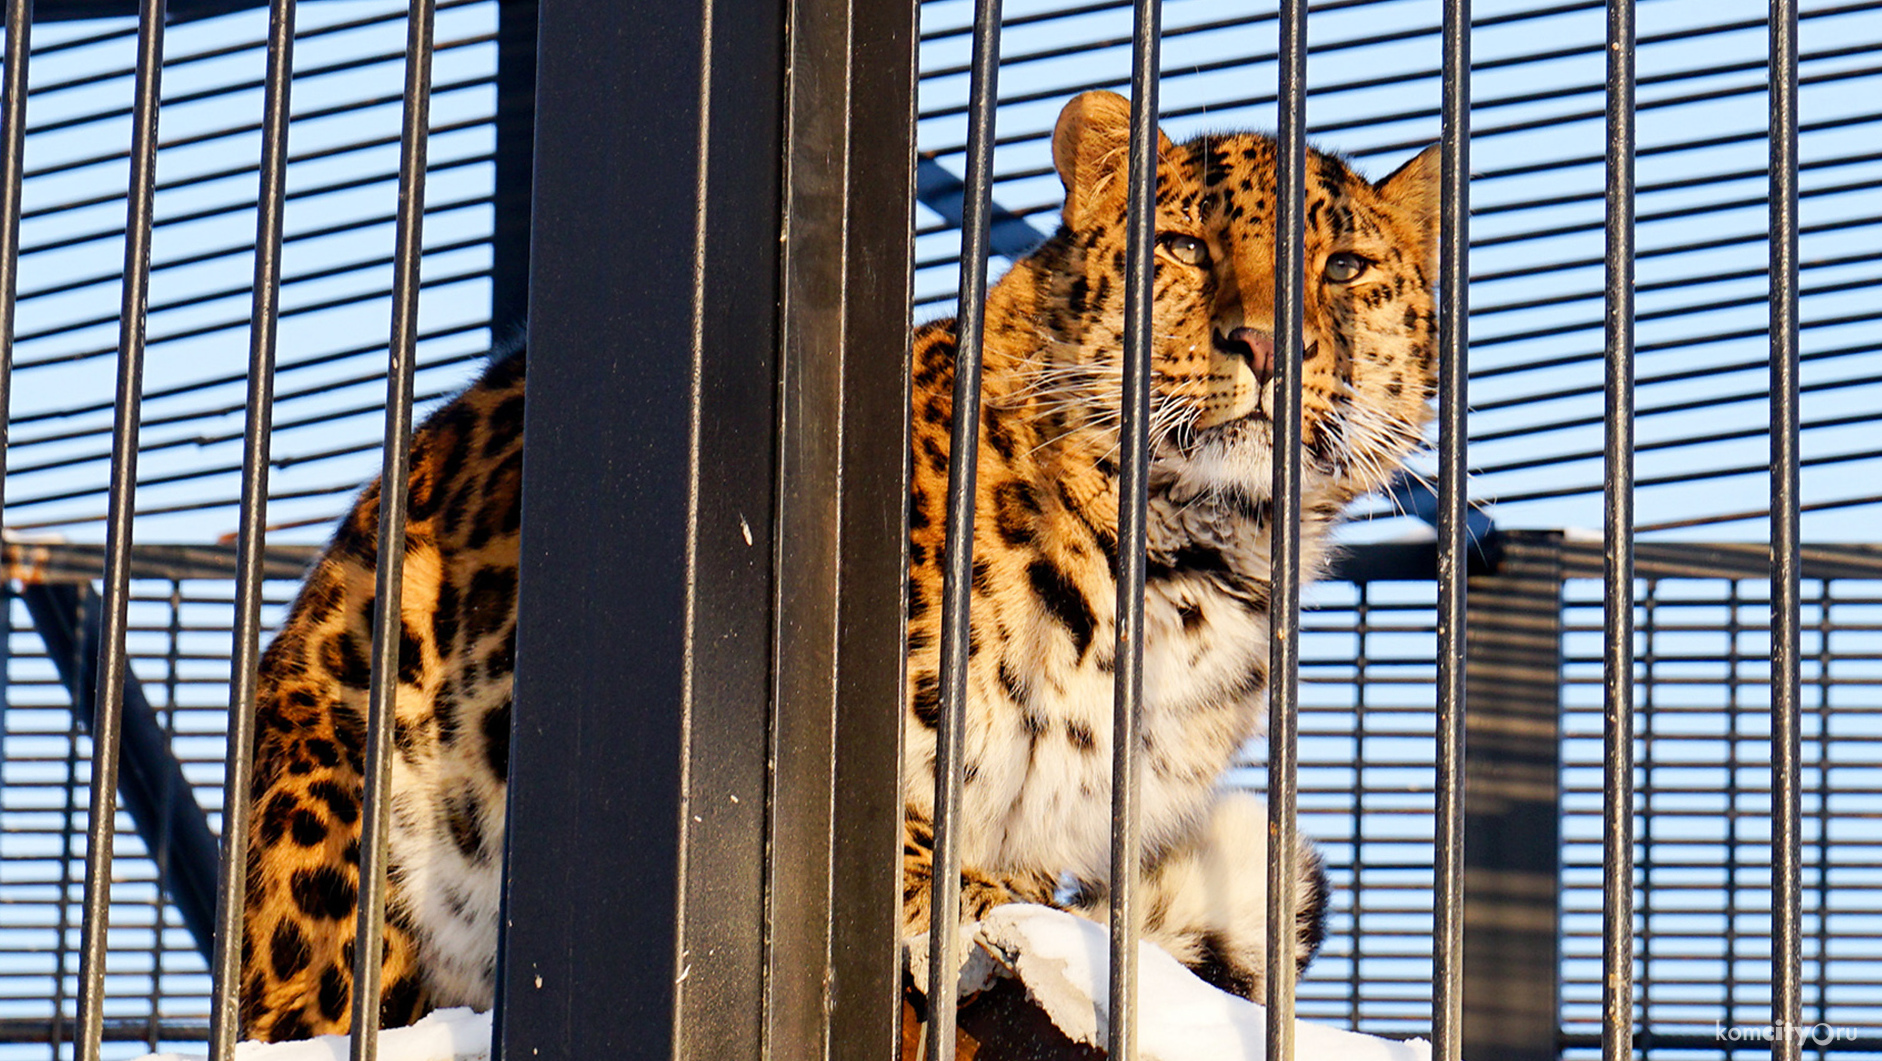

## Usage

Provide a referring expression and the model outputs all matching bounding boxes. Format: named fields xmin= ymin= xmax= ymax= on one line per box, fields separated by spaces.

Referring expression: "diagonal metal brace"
xmin=18 ymin=581 xmax=219 ymax=962
xmin=916 ymin=154 xmax=1048 ymax=260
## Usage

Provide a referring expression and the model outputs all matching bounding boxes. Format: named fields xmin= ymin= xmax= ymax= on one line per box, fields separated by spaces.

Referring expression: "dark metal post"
xmin=489 ymin=0 xmax=535 ymax=334
xmin=1268 ymin=0 xmax=1308 ymax=1055
xmin=821 ymin=0 xmax=923 ymax=1040
xmin=766 ymin=0 xmax=919 ymax=1057
xmin=498 ymin=0 xmax=791 ymax=1054
xmin=1768 ymin=0 xmax=1803 ymax=1052
xmin=1462 ymin=532 xmax=1564 ymax=1061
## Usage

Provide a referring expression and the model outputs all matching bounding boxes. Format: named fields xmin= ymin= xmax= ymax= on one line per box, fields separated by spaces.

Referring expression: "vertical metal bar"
xmin=1432 ymin=0 xmax=1470 ymax=1054
xmin=1600 ymin=0 xmax=1637 ymax=1058
xmin=1637 ymin=583 xmax=1656 ymax=1032
xmin=1811 ymin=579 xmax=1832 ymax=1045
xmin=1726 ymin=581 xmax=1744 ymax=1021
xmin=1768 ymin=0 xmax=1803 ymax=1051
xmin=349 ymin=0 xmax=433 ymax=1052
xmin=1109 ymin=3 xmax=1160 ymax=1060
xmin=56 ymin=635 xmax=84 ymax=1051
xmin=764 ymin=0 xmax=918 ymax=1054
xmin=0 ymin=0 xmax=27 ymax=508
xmin=924 ymin=0 xmax=1002 ymax=1057
xmin=0 ymin=3 xmax=27 ymax=1030
xmin=74 ymin=0 xmax=166 ymax=1049
xmin=1267 ymin=0 xmax=1308 ymax=1055
xmin=822 ymin=0 xmax=920 ymax=1050
xmin=207 ymin=0 xmax=295 ymax=1049
xmin=150 ymin=583 xmax=184 ymax=1050
xmin=1346 ymin=583 xmax=1368 ymax=1028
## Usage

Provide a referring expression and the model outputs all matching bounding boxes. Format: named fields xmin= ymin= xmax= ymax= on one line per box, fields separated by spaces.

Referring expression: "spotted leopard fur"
xmin=238 ymin=90 xmax=1439 ymax=1038
xmin=239 ymin=353 xmax=522 ymax=1040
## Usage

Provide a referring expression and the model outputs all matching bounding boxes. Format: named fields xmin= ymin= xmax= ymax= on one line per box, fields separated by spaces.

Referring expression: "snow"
xmin=136 ymin=908 xmax=1434 ymax=1061
xmin=914 ymin=904 xmax=1434 ymax=1061
xmin=133 ymin=1007 xmax=490 ymax=1061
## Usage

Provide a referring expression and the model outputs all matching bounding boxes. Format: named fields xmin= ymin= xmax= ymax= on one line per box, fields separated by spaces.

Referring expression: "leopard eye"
xmin=1324 ymin=251 xmax=1371 ymax=283
xmin=1156 ymin=232 xmax=1211 ymax=268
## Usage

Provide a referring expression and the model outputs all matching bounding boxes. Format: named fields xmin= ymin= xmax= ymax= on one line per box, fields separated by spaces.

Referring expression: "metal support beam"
xmin=498 ymin=0 xmax=782 ymax=1046
xmin=1462 ymin=531 xmax=1564 ymax=1061
xmin=767 ymin=0 xmax=917 ymax=1057
xmin=499 ymin=0 xmax=913 ymax=1056
xmin=913 ymin=155 xmax=1046 ymax=261
xmin=490 ymin=0 xmax=536 ymax=335
xmin=18 ymin=582 xmax=220 ymax=961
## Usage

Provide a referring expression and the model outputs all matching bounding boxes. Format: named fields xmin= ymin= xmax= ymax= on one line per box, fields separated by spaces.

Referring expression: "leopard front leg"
xmin=900 ymin=810 xmax=1060 ymax=936
xmin=239 ymin=729 xmax=432 ymax=1041
xmin=1070 ymin=790 xmax=1329 ymax=1000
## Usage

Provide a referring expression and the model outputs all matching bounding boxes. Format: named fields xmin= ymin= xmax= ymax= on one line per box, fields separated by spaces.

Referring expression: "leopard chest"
xmin=947 ymin=540 xmax=1278 ymax=886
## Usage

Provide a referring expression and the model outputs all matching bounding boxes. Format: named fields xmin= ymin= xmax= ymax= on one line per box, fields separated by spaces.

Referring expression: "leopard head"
xmin=1013 ymin=89 xmax=1441 ymax=508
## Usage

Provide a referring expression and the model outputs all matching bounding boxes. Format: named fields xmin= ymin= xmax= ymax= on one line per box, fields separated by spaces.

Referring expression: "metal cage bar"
xmin=205 ymin=0 xmax=296 ymax=1053
xmin=1108 ymin=4 xmax=1162 ymax=1060
xmin=1433 ymin=0 xmax=1471 ymax=1055
xmin=923 ymin=0 xmax=1003 ymax=1056
xmin=73 ymin=0 xmax=165 ymax=1051
xmin=0 ymin=9 xmax=25 ymax=1029
xmin=1768 ymin=0 xmax=1803 ymax=1052
xmin=1601 ymin=0 xmax=1639 ymax=1058
xmin=1266 ymin=0 xmax=1309 ymax=1055
xmin=0 ymin=0 xmax=24 ymax=510
xmin=349 ymin=0 xmax=435 ymax=1052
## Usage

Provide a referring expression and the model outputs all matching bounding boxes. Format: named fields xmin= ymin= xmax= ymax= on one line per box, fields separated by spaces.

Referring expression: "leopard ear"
xmin=1052 ymin=90 xmax=1174 ymax=229
xmin=1376 ymin=144 xmax=1441 ymax=254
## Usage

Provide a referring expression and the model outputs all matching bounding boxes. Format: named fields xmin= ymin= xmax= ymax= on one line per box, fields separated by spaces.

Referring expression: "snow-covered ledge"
xmin=134 ymin=906 xmax=1431 ymax=1061
xmin=134 ymin=1008 xmax=490 ymax=1061
xmin=907 ymin=904 xmax=1433 ymax=1061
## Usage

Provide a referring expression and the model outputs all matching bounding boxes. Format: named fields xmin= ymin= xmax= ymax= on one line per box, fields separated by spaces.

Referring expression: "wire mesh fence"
xmin=3 ymin=544 xmax=1878 ymax=1057
xmin=6 ymin=0 xmax=502 ymax=544
xmin=0 ymin=0 xmax=1872 ymax=1057
xmin=1559 ymin=573 xmax=1882 ymax=1056
xmin=913 ymin=0 xmax=1882 ymax=539
xmin=0 ymin=547 xmax=317 ymax=1057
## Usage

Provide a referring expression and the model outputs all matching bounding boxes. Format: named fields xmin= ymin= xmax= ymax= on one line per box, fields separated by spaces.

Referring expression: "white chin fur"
xmin=1186 ymin=435 xmax=1272 ymax=499
xmin=1168 ymin=411 xmax=1369 ymax=504
xmin=1167 ymin=423 xmax=1315 ymax=503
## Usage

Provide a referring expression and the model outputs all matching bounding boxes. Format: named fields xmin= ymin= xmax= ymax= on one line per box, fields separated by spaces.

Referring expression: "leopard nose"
xmin=1224 ymin=327 xmax=1275 ymax=387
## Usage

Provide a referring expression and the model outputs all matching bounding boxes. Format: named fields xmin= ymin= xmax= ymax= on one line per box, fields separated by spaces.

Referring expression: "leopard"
xmin=237 ymin=89 xmax=1440 ymax=1040
xmin=896 ymin=90 xmax=1438 ymax=994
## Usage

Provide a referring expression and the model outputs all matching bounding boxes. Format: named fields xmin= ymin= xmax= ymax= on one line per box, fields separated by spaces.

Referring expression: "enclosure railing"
xmin=0 ymin=0 xmax=1822 ymax=1059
